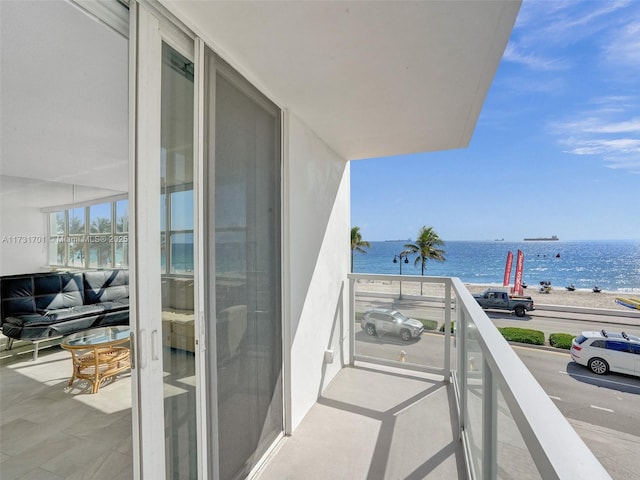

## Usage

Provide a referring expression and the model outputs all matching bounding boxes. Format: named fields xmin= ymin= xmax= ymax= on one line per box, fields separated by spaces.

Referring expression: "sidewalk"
xmin=534 ymin=303 xmax=640 ymax=326
xmin=569 ymin=419 xmax=640 ymax=480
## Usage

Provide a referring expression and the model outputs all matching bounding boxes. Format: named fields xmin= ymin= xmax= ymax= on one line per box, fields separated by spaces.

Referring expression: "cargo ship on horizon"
xmin=523 ymin=235 xmax=559 ymax=241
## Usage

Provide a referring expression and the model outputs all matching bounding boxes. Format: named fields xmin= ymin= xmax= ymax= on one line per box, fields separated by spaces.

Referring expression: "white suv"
xmin=570 ymin=329 xmax=640 ymax=376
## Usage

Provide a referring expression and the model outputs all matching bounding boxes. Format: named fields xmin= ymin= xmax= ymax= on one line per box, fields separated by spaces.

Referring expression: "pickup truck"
xmin=472 ymin=289 xmax=535 ymax=317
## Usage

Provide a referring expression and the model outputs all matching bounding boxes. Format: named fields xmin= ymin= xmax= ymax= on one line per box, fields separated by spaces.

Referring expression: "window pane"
xmin=170 ymin=232 xmax=193 ymax=274
xmin=88 ymin=237 xmax=112 ymax=268
xmin=115 ymin=240 xmax=128 ymax=268
xmin=160 ymin=193 xmax=166 ymax=232
xmin=49 ymin=237 xmax=65 ymax=265
xmin=68 ymin=240 xmax=86 ymax=268
xmin=90 ymin=203 xmax=112 ymax=233
xmin=160 ymin=231 xmax=167 ymax=273
xmin=606 ymin=341 xmax=629 ymax=352
xmin=69 ymin=207 xmax=85 ymax=234
xmin=170 ymin=190 xmax=193 ymax=231
xmin=116 ymin=200 xmax=129 ymax=233
xmin=49 ymin=211 xmax=65 ymax=235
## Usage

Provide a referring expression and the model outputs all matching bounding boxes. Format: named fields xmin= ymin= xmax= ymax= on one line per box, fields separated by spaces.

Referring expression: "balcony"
xmin=259 ymin=274 xmax=612 ymax=480
xmin=0 ymin=274 xmax=611 ymax=479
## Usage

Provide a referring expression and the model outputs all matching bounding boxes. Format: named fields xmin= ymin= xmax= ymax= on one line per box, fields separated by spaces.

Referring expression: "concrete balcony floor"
xmin=257 ymin=364 xmax=465 ymax=480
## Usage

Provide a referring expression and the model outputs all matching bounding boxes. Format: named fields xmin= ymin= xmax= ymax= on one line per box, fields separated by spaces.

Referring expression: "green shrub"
xmin=439 ymin=321 xmax=455 ymax=333
xmin=549 ymin=333 xmax=574 ymax=350
xmin=355 ymin=312 xmax=364 ymax=322
xmin=497 ymin=327 xmax=544 ymax=346
xmin=416 ymin=318 xmax=438 ymax=331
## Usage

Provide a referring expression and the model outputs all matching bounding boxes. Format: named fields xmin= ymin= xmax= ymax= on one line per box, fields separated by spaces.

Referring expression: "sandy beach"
xmin=354 ymin=278 xmax=637 ymax=312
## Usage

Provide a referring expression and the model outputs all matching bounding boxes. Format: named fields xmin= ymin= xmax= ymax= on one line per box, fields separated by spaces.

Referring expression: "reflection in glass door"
xmin=160 ymin=43 xmax=197 ymax=478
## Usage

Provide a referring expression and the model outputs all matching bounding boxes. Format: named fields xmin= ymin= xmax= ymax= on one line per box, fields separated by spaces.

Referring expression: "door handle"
xmin=151 ymin=329 xmax=159 ymax=361
xmin=129 ymin=331 xmax=136 ymax=370
xmin=139 ymin=329 xmax=147 ymax=369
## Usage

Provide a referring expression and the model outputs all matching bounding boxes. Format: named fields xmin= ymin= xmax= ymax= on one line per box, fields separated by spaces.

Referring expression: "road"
xmin=513 ymin=345 xmax=640 ymax=436
xmin=512 ymin=345 xmax=640 ymax=479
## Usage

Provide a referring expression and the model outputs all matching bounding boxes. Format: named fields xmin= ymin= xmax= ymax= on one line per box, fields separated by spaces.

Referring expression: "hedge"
xmin=416 ymin=318 xmax=438 ymax=331
xmin=549 ymin=333 xmax=575 ymax=350
xmin=497 ymin=327 xmax=545 ymax=346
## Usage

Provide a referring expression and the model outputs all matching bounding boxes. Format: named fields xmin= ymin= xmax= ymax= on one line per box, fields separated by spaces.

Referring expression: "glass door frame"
xmin=130 ymin=2 xmax=207 ymax=478
xmin=131 ymin=2 xmax=290 ymax=478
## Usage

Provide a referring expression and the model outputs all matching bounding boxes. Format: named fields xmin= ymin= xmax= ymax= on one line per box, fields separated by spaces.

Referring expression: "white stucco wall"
xmin=0 ymin=179 xmax=49 ymax=275
xmin=287 ymin=112 xmax=351 ymax=431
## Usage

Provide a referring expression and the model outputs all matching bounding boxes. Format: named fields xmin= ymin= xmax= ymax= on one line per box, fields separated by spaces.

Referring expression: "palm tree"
xmin=404 ymin=226 xmax=446 ymax=294
xmin=350 ymin=226 xmax=371 ymax=272
xmin=91 ymin=217 xmax=112 ymax=234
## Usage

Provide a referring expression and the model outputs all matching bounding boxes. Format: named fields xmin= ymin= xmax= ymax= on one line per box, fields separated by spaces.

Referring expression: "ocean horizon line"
xmin=367 ymin=238 xmax=640 ymax=243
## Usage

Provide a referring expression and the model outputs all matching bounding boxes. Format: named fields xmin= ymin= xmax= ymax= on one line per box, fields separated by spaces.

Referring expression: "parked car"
xmin=360 ymin=308 xmax=424 ymax=342
xmin=472 ymin=288 xmax=535 ymax=317
xmin=570 ymin=329 xmax=640 ymax=376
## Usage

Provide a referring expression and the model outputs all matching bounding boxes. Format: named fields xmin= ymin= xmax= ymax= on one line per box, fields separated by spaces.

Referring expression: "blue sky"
xmin=351 ymin=0 xmax=640 ymax=242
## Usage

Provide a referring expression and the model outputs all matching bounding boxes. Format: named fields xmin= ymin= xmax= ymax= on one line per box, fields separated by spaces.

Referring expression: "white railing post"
xmin=457 ymin=305 xmax=466 ymax=440
xmin=349 ymin=276 xmax=355 ymax=366
xmin=482 ymin=358 xmax=497 ymax=480
xmin=444 ymin=279 xmax=451 ymax=382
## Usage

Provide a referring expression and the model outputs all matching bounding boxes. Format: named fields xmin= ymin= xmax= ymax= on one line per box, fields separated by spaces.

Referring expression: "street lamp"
xmin=393 ymin=252 xmax=410 ymax=299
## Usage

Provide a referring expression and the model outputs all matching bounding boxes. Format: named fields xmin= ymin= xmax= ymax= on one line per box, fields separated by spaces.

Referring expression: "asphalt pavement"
xmin=491 ymin=305 xmax=640 ymax=480
xmin=512 ymin=344 xmax=640 ymax=480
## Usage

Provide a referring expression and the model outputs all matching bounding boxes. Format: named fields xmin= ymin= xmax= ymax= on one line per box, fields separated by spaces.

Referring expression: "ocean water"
xmin=352 ymin=240 xmax=640 ymax=294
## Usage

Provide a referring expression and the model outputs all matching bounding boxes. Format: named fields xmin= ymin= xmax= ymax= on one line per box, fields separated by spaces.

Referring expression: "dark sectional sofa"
xmin=1 ymin=269 xmax=129 ymax=359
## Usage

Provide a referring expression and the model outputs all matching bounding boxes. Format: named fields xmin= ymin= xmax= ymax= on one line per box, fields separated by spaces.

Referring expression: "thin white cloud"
xmin=558 ymin=117 xmax=640 ymax=134
xmin=508 ymin=0 xmax=637 ymax=76
xmin=604 ymin=20 xmax=640 ymax=66
xmin=584 ymin=119 xmax=640 ymax=134
xmin=503 ymin=42 xmax=567 ymax=71
xmin=567 ymin=138 xmax=640 ymax=156
xmin=603 ymin=157 xmax=640 ymax=173
xmin=543 ymin=1 xmax=631 ymax=36
xmin=515 ymin=0 xmax=632 ymax=46
xmin=551 ymin=101 xmax=640 ymax=174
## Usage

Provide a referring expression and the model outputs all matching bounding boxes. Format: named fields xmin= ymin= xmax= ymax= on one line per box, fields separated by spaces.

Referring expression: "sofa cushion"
xmin=1 ymin=276 xmax=36 ymax=316
xmin=33 ymin=273 xmax=84 ymax=312
xmin=84 ymin=270 xmax=129 ymax=304
xmin=4 ymin=313 xmax=51 ymax=328
xmin=42 ymin=305 xmax=107 ymax=323
xmin=95 ymin=299 xmax=129 ymax=311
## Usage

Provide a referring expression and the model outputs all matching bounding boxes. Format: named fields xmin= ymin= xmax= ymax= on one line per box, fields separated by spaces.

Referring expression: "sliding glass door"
xmin=133 ymin=5 xmax=283 ymax=479
xmin=132 ymin=4 xmax=200 ymax=478
xmin=204 ymin=51 xmax=283 ymax=480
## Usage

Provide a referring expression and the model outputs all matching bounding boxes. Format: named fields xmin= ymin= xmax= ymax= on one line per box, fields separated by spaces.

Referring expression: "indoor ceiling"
xmin=0 ymin=0 xmax=128 ymax=192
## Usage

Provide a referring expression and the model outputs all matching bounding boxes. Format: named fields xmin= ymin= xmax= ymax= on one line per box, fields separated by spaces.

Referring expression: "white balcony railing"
xmin=348 ymin=273 xmax=611 ymax=480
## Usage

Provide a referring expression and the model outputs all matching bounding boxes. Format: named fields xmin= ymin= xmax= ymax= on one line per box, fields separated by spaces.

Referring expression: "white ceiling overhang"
xmin=162 ymin=0 xmax=521 ymax=161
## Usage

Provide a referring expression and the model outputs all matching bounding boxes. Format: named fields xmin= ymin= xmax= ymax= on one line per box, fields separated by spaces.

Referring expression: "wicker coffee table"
xmin=61 ymin=326 xmax=131 ymax=394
